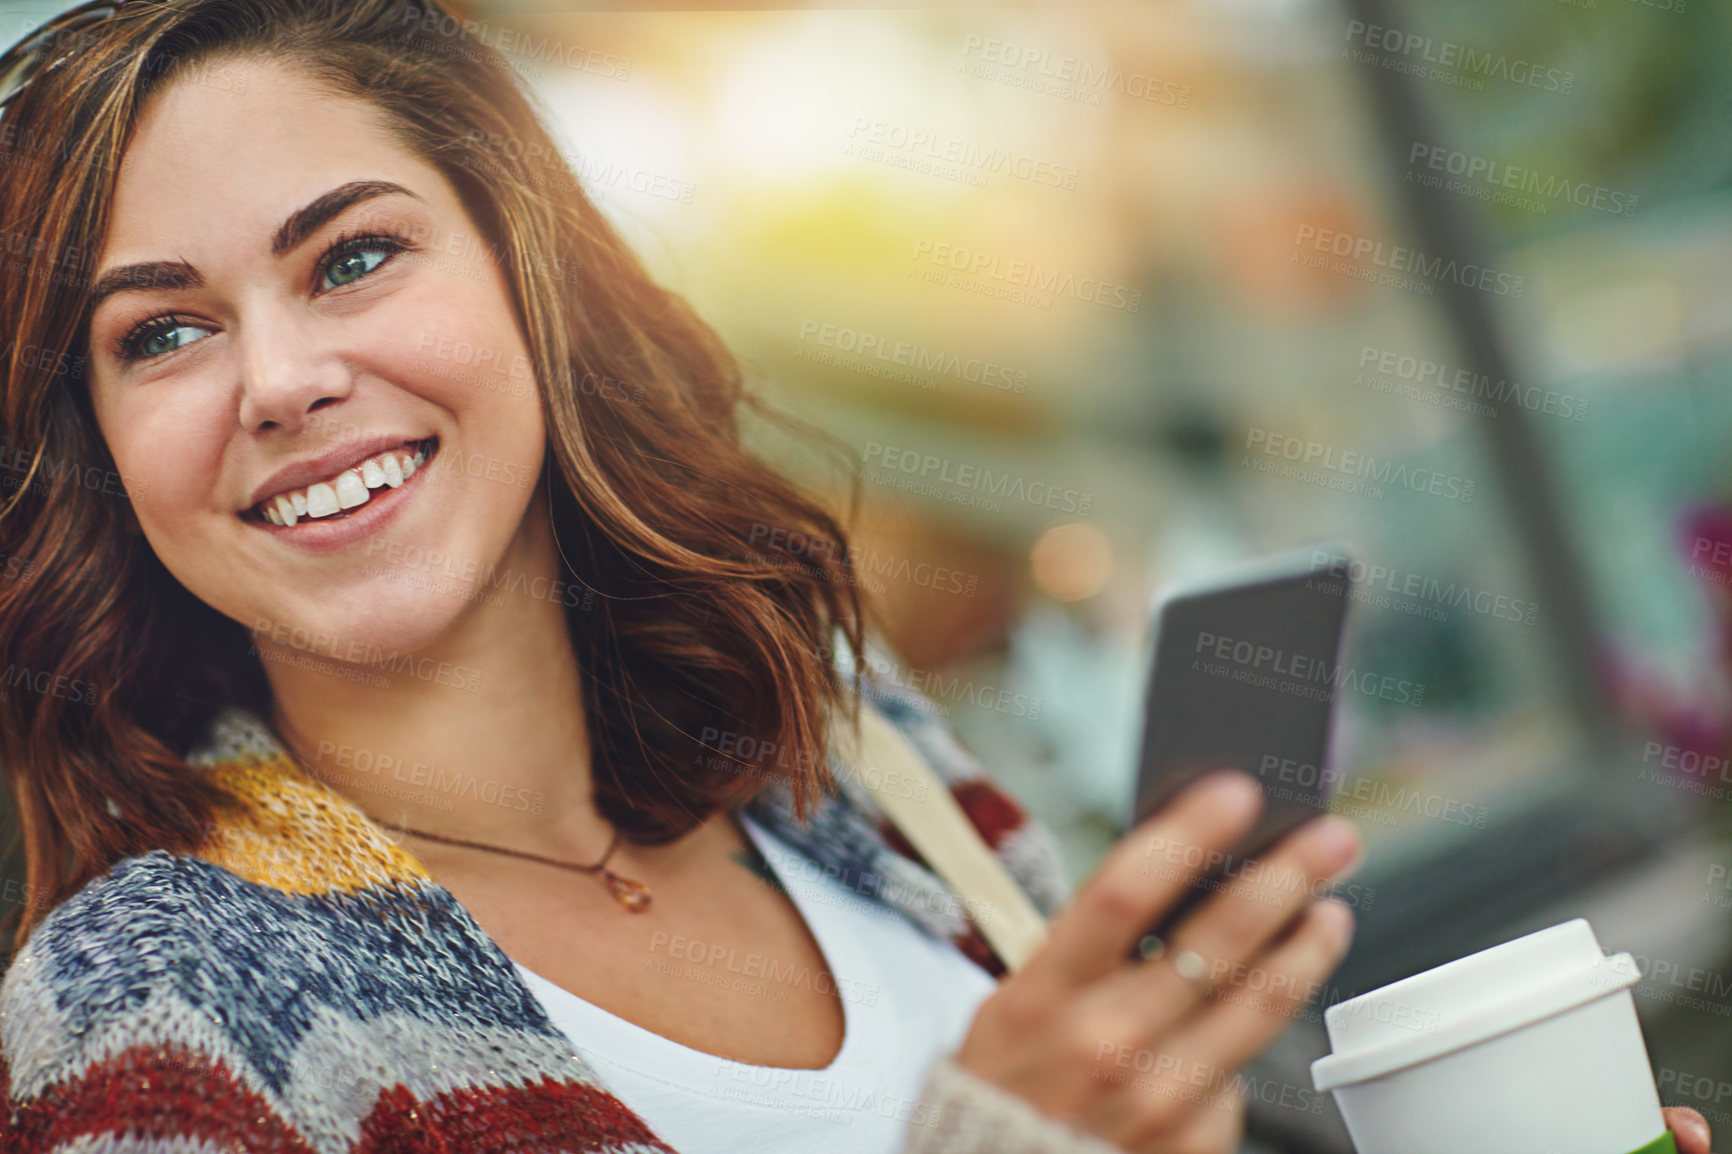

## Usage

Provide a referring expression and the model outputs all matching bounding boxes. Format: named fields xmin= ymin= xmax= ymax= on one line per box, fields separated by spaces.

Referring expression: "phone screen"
xmin=1129 ymin=549 xmax=1353 ymax=946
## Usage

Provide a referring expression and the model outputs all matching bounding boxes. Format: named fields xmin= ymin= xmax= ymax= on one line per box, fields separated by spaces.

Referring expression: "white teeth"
xmin=335 ymin=470 xmax=370 ymax=510
xmin=255 ymin=441 xmax=431 ymax=525
xmin=304 ymin=481 xmax=340 ymax=518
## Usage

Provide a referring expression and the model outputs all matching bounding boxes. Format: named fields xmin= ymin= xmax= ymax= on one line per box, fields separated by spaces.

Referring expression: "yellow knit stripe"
xmin=192 ymin=753 xmax=434 ymax=895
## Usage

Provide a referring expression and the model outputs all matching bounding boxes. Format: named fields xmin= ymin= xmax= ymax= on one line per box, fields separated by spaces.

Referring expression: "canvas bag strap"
xmin=834 ymin=702 xmax=1050 ymax=972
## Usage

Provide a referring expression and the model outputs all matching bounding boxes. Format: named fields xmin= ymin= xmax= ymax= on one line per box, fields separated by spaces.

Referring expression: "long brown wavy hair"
xmin=0 ymin=0 xmax=871 ymax=955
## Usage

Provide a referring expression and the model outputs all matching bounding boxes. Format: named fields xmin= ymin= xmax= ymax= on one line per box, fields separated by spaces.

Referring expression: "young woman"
xmin=0 ymin=1 xmax=1703 ymax=1151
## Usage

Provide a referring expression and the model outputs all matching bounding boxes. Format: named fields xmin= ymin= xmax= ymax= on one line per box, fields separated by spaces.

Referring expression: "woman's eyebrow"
xmin=86 ymin=179 xmax=425 ymax=314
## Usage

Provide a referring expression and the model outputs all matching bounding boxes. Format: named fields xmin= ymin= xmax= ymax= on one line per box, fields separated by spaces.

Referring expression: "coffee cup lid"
xmin=1311 ymin=918 xmax=1641 ymax=1092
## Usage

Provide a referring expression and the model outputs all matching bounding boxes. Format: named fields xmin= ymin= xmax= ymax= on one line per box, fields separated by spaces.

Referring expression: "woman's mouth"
xmin=243 ymin=438 xmax=437 ymax=527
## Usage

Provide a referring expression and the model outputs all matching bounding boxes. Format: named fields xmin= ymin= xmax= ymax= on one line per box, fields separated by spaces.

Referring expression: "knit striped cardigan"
xmin=0 ymin=674 xmax=1091 ymax=1152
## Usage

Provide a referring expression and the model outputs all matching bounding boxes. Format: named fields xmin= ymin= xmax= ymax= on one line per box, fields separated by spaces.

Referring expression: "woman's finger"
xmin=1079 ymin=810 xmax=1358 ymax=1052
xmin=1073 ymin=898 xmax=1352 ymax=1144
xmin=1155 ymin=812 xmax=1360 ymax=993
xmin=1157 ymin=898 xmax=1355 ymax=1079
xmin=1021 ymin=770 xmax=1264 ymax=990
xmin=1664 ymin=1106 xmax=1712 ymax=1154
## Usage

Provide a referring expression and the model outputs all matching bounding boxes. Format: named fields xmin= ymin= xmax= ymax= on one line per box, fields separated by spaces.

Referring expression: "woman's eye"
xmin=111 ymin=237 xmax=405 ymax=364
xmin=144 ymin=324 xmax=207 ymax=357
xmin=118 ymin=318 xmax=212 ymax=362
xmin=322 ymin=247 xmax=391 ymax=290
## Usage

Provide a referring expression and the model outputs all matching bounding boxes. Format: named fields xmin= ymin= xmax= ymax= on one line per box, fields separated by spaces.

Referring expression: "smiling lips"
xmin=253 ymin=438 xmax=435 ymax=526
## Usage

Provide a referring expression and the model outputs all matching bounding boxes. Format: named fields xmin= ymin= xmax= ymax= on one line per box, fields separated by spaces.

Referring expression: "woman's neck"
xmin=259 ymin=491 xmax=616 ymax=862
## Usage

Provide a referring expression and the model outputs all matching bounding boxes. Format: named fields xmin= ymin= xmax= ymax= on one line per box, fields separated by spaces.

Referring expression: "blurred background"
xmin=5 ymin=0 xmax=1732 ymax=1148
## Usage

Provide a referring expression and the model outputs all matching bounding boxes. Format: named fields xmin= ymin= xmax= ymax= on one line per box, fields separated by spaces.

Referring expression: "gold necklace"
xmin=379 ymin=818 xmax=652 ymax=913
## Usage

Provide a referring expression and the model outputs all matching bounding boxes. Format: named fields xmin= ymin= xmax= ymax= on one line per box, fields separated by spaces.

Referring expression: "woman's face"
xmin=85 ymin=57 xmax=548 ymax=658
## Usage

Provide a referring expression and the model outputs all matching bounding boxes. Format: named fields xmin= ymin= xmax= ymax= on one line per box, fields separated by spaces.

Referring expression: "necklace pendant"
xmin=604 ymin=870 xmax=652 ymax=913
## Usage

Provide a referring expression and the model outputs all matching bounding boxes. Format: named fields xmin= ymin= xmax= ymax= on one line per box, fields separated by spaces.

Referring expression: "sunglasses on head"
xmin=0 ymin=0 xmax=129 ymax=115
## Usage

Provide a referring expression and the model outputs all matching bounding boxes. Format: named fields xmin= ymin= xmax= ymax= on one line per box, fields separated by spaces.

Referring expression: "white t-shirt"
xmin=512 ymin=811 xmax=999 ymax=1153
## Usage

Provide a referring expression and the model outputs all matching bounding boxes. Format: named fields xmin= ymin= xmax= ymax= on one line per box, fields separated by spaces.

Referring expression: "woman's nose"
xmin=234 ymin=306 xmax=357 ymax=433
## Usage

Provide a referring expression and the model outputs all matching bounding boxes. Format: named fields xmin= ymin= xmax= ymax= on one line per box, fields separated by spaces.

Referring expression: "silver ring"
xmin=1172 ymin=948 xmax=1210 ymax=986
xmin=1135 ymin=935 xmax=1213 ymax=990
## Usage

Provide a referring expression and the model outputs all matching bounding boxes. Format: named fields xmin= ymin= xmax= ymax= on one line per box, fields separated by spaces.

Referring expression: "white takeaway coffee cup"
xmin=1310 ymin=918 xmax=1676 ymax=1154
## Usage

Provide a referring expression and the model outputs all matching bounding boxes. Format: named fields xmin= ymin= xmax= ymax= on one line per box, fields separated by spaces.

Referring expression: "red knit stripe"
xmin=949 ymin=779 xmax=1028 ymax=851
xmin=355 ymin=1076 xmax=678 ymax=1153
xmin=951 ymin=925 xmax=1008 ymax=980
xmin=5 ymin=1043 xmax=318 ymax=1152
xmin=877 ymin=779 xmax=1029 ymax=868
xmin=879 ymin=816 xmax=922 ymax=866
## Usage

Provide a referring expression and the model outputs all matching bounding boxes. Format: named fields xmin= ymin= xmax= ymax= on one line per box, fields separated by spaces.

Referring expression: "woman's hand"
xmin=1665 ymin=1106 xmax=1712 ymax=1154
xmin=953 ymin=769 xmax=1361 ymax=1154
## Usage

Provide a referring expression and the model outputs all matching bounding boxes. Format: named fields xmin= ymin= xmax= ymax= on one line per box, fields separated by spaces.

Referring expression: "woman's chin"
xmin=244 ymin=586 xmax=475 ymax=667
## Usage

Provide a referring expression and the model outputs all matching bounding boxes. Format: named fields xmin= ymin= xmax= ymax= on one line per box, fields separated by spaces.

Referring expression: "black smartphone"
xmin=1126 ymin=546 xmax=1354 ymax=957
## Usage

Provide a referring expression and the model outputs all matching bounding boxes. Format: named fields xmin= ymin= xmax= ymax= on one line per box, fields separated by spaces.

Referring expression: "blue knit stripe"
xmin=27 ymin=851 xmax=575 ymax=1098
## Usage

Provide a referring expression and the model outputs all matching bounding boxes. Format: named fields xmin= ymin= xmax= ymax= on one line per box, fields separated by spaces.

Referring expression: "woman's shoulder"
xmin=0 ymin=837 xmax=648 ymax=1148
xmin=0 ymin=712 xmax=444 ymax=1103
xmin=0 ymin=847 xmax=257 ymax=1111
